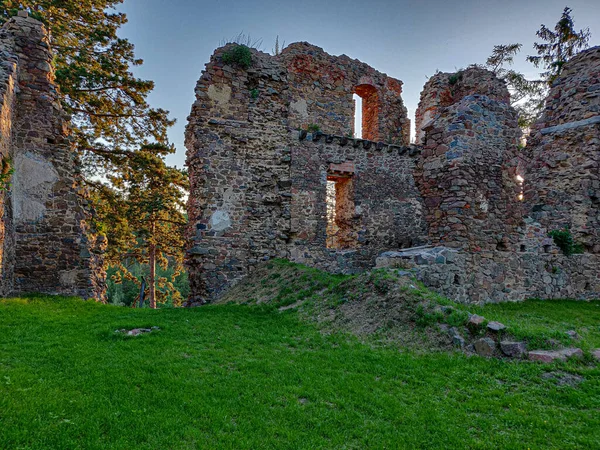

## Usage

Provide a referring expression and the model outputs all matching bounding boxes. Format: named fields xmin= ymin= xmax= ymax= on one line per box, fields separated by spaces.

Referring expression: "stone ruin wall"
xmin=0 ymin=14 xmax=105 ymax=300
xmin=524 ymin=46 xmax=600 ymax=254
xmin=414 ymin=67 xmax=523 ymax=252
xmin=185 ymin=43 xmax=420 ymax=304
xmin=395 ymin=52 xmax=600 ymax=302
xmin=187 ymin=41 xmax=600 ymax=305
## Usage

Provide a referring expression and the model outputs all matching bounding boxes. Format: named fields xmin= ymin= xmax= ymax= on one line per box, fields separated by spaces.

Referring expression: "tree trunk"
xmin=149 ymin=243 xmax=156 ymax=308
xmin=149 ymin=220 xmax=157 ymax=309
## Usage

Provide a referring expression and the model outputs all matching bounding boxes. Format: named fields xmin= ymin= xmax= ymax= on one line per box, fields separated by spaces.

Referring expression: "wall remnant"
xmin=185 ymin=43 xmax=421 ymax=305
xmin=414 ymin=67 xmax=522 ymax=252
xmin=186 ymin=42 xmax=600 ymax=305
xmin=0 ymin=14 xmax=105 ymax=300
xmin=524 ymin=46 xmax=600 ymax=254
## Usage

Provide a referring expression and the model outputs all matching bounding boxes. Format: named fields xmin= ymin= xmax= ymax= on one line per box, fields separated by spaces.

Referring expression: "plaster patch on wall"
xmin=59 ymin=269 xmax=79 ymax=287
xmin=207 ymin=84 xmax=231 ymax=106
xmin=290 ymin=98 xmax=308 ymax=119
xmin=478 ymin=193 xmax=489 ymax=213
xmin=210 ymin=210 xmax=231 ymax=231
xmin=12 ymin=152 xmax=58 ymax=222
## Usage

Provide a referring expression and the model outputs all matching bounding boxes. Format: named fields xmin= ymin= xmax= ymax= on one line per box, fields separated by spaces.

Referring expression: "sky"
xmin=116 ymin=0 xmax=600 ymax=168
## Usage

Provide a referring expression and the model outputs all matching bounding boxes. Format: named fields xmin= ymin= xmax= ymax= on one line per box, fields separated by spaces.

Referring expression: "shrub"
xmin=548 ymin=227 xmax=584 ymax=256
xmin=306 ymin=123 xmax=320 ymax=133
xmin=222 ymin=45 xmax=252 ymax=69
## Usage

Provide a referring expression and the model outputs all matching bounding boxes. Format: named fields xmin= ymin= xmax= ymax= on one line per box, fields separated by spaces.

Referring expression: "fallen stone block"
xmin=474 ymin=337 xmax=496 ymax=357
xmin=528 ymin=348 xmax=583 ymax=363
xmin=592 ymin=349 xmax=600 ymax=362
xmin=447 ymin=327 xmax=465 ymax=349
xmin=529 ymin=350 xmax=566 ymax=363
xmin=467 ymin=314 xmax=485 ymax=329
xmin=565 ymin=330 xmax=580 ymax=340
xmin=487 ymin=321 xmax=506 ymax=332
xmin=559 ymin=348 xmax=583 ymax=360
xmin=500 ymin=341 xmax=527 ymax=358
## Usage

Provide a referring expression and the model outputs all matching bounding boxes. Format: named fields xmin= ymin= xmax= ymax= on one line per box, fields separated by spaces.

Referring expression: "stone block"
xmin=500 ymin=341 xmax=527 ymax=358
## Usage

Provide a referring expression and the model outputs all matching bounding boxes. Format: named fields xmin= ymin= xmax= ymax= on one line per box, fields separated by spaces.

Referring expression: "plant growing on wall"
xmin=222 ymin=44 xmax=252 ymax=69
xmin=306 ymin=123 xmax=320 ymax=133
xmin=548 ymin=227 xmax=584 ymax=256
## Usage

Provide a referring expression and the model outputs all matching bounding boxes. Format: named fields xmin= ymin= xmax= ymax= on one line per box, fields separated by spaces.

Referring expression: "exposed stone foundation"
xmin=0 ymin=14 xmax=105 ymax=300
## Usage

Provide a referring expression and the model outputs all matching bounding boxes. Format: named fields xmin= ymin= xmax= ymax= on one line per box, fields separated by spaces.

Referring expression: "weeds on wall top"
xmin=306 ymin=123 xmax=321 ymax=133
xmin=221 ymin=45 xmax=253 ymax=69
xmin=548 ymin=227 xmax=584 ymax=256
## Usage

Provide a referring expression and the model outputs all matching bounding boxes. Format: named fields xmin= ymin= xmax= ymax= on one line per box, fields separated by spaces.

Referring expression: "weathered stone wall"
xmin=377 ymin=245 xmax=599 ymax=303
xmin=0 ymin=33 xmax=17 ymax=296
xmin=280 ymin=42 xmax=410 ymax=143
xmin=414 ymin=68 xmax=522 ymax=252
xmin=524 ymin=46 xmax=600 ymax=253
xmin=0 ymin=14 xmax=105 ymax=300
xmin=392 ymin=59 xmax=600 ymax=304
xmin=187 ymin=42 xmax=600 ymax=306
xmin=288 ymin=132 xmax=427 ymax=272
xmin=185 ymin=44 xmax=417 ymax=304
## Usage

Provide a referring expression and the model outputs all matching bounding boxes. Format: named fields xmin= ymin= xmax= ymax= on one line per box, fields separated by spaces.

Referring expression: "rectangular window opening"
xmin=326 ymin=175 xmax=358 ymax=250
xmin=353 ymin=93 xmax=362 ymax=139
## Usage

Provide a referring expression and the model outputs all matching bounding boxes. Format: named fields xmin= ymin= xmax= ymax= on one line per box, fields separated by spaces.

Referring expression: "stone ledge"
xmin=297 ymin=130 xmax=421 ymax=156
xmin=540 ymin=115 xmax=600 ymax=135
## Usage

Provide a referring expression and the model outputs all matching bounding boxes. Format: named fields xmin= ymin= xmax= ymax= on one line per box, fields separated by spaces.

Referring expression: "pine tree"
xmin=94 ymin=145 xmax=188 ymax=308
xmin=527 ymin=7 xmax=591 ymax=85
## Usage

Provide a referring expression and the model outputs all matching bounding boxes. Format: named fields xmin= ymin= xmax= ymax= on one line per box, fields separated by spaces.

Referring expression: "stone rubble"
xmin=528 ymin=348 xmax=584 ymax=363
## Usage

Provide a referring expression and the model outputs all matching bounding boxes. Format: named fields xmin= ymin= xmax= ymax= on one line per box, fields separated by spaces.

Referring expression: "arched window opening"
xmin=354 ymin=84 xmax=379 ymax=141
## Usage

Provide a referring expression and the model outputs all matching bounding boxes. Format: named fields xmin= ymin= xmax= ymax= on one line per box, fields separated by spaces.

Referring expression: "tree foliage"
xmin=0 ymin=1 xmax=174 ymax=177
xmin=484 ymin=7 xmax=591 ymax=130
xmin=93 ymin=144 xmax=188 ymax=308
xmin=1 ymin=2 xmax=189 ymax=305
xmin=527 ymin=7 xmax=591 ymax=85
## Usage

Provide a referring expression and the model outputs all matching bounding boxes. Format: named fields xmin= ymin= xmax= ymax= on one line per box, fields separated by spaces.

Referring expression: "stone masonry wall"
xmin=389 ymin=58 xmax=600 ymax=304
xmin=187 ymin=42 xmax=600 ymax=306
xmin=0 ymin=14 xmax=105 ymax=300
xmin=0 ymin=32 xmax=17 ymax=296
xmin=289 ymin=132 xmax=426 ymax=272
xmin=524 ymin=46 xmax=600 ymax=253
xmin=186 ymin=44 xmax=418 ymax=304
xmin=414 ymin=68 xmax=522 ymax=252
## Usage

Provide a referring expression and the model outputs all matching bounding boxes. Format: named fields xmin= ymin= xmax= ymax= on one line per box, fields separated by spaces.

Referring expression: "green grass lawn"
xmin=1 ymin=296 xmax=599 ymax=449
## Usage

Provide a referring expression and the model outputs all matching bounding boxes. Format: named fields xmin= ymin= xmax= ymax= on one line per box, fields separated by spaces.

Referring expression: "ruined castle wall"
xmin=186 ymin=47 xmax=292 ymax=303
xmin=289 ymin=133 xmax=427 ymax=271
xmin=280 ymin=43 xmax=410 ymax=143
xmin=186 ymin=44 xmax=417 ymax=304
xmin=0 ymin=37 xmax=17 ymax=296
xmin=0 ymin=15 xmax=105 ymax=299
xmin=391 ymin=62 xmax=600 ymax=304
xmin=414 ymin=68 xmax=522 ymax=252
xmin=524 ymin=46 xmax=600 ymax=253
xmin=378 ymin=246 xmax=599 ymax=303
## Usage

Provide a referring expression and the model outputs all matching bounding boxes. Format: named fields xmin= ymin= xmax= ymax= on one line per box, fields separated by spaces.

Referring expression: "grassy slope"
xmin=0 ymin=266 xmax=598 ymax=448
xmin=221 ymin=260 xmax=600 ymax=353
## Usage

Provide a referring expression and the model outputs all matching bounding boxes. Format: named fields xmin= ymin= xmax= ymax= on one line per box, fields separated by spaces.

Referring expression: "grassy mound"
xmin=220 ymin=260 xmax=600 ymax=353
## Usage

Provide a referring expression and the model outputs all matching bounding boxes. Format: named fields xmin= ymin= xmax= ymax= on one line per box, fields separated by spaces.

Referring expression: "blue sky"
xmin=117 ymin=0 xmax=600 ymax=167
